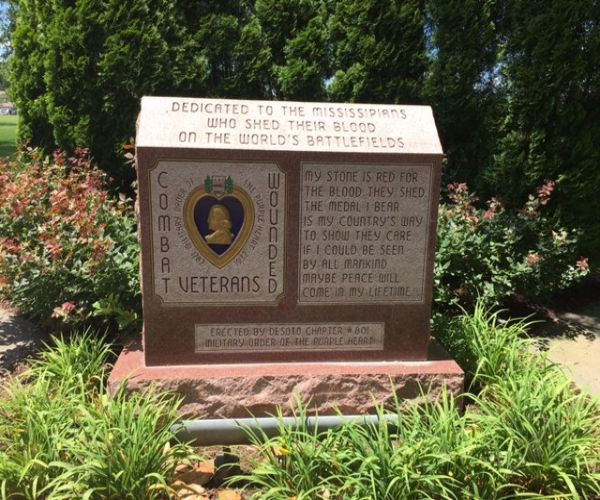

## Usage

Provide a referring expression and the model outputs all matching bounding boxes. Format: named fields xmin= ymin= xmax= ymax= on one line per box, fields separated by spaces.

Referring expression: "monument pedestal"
xmin=108 ymin=339 xmax=463 ymax=419
xmin=127 ymin=97 xmax=461 ymax=422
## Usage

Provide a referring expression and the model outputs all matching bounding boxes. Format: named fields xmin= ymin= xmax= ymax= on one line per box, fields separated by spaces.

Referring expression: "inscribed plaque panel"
xmin=150 ymin=161 xmax=285 ymax=304
xmin=195 ymin=323 xmax=385 ymax=353
xmin=299 ymin=163 xmax=432 ymax=304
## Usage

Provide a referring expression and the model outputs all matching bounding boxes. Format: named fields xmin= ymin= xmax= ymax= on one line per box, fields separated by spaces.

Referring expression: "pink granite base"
xmin=108 ymin=340 xmax=464 ymax=419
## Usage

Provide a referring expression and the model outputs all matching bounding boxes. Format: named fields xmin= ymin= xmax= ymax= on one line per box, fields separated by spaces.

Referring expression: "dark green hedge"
xmin=9 ymin=0 xmax=600 ymax=257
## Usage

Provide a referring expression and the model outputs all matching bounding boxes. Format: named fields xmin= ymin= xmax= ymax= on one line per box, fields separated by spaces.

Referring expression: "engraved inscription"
xmin=195 ymin=323 xmax=385 ymax=353
xmin=151 ymin=161 xmax=285 ymax=304
xmin=299 ymin=163 xmax=432 ymax=304
xmin=137 ymin=98 xmax=443 ymax=156
xmin=172 ymin=101 xmax=405 ymax=150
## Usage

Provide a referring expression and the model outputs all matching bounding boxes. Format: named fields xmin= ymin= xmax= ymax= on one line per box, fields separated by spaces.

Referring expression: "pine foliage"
xmin=7 ymin=0 xmax=600 ymax=256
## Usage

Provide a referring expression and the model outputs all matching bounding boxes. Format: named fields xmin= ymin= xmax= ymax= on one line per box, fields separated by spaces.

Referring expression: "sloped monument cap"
xmin=136 ymin=97 xmax=443 ymax=155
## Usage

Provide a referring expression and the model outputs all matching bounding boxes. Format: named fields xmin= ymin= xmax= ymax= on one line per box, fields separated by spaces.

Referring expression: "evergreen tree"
xmin=255 ymin=0 xmax=330 ymax=100
xmin=43 ymin=0 xmax=105 ymax=153
xmin=488 ymin=0 xmax=600 ymax=255
xmin=93 ymin=0 xmax=196 ymax=182
xmin=182 ymin=1 xmax=271 ymax=99
xmin=10 ymin=0 xmax=54 ymax=149
xmin=425 ymin=0 xmax=502 ymax=186
xmin=328 ymin=0 xmax=428 ymax=103
xmin=11 ymin=0 xmax=194 ymax=187
xmin=230 ymin=14 xmax=272 ymax=98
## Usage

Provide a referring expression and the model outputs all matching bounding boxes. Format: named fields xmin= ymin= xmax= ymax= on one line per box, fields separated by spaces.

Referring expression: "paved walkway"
xmin=540 ymin=301 xmax=600 ymax=398
xmin=0 ymin=302 xmax=47 ymax=375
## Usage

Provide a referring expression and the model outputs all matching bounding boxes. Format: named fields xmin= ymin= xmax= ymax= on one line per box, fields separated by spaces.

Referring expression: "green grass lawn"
xmin=0 ymin=114 xmax=18 ymax=158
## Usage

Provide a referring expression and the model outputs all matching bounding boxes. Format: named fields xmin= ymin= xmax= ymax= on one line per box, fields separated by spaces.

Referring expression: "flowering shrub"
xmin=0 ymin=149 xmax=590 ymax=332
xmin=434 ymin=181 xmax=589 ymax=314
xmin=0 ymin=149 xmax=140 ymax=333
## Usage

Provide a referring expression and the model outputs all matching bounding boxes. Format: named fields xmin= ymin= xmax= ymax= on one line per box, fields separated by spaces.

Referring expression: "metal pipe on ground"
xmin=171 ymin=414 xmax=399 ymax=446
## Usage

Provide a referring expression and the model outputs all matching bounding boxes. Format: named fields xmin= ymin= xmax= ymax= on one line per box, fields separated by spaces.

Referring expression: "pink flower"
xmin=0 ymin=239 xmax=22 ymax=255
xmin=62 ymin=301 xmax=76 ymax=313
xmin=483 ymin=210 xmax=495 ymax=220
xmin=44 ymin=241 xmax=64 ymax=259
xmin=51 ymin=301 xmax=77 ymax=319
xmin=448 ymin=182 xmax=468 ymax=193
xmin=11 ymin=199 xmax=27 ymax=216
xmin=53 ymin=149 xmax=66 ymax=166
xmin=537 ymin=180 xmax=555 ymax=206
xmin=19 ymin=253 xmax=34 ymax=264
xmin=527 ymin=253 xmax=544 ymax=266
xmin=576 ymin=257 xmax=589 ymax=271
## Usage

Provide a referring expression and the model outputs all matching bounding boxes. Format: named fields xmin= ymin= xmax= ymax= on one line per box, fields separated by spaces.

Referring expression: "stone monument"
xmin=109 ymin=97 xmax=463 ymax=417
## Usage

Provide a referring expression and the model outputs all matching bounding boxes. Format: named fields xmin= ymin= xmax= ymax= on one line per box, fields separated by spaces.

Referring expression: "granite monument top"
xmin=137 ymin=97 xmax=442 ymax=155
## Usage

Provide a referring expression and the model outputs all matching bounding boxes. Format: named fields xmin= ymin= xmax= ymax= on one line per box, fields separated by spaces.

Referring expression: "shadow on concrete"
xmin=0 ymin=303 xmax=48 ymax=374
xmin=530 ymin=278 xmax=600 ymax=397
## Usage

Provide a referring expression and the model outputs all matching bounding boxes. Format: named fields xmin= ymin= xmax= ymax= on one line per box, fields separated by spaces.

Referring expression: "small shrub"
xmin=0 ymin=148 xmax=141 ymax=335
xmin=434 ymin=181 xmax=589 ymax=315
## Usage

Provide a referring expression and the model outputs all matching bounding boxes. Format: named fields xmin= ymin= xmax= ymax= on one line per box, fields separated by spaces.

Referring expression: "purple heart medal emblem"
xmin=184 ymin=175 xmax=254 ymax=268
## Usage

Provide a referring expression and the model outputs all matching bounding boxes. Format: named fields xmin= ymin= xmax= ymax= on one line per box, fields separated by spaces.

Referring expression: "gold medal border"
xmin=183 ymin=186 xmax=255 ymax=269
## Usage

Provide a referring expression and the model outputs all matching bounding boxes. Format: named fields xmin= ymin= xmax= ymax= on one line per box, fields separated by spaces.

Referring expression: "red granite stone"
xmin=134 ymin=98 xmax=446 ymax=367
xmin=110 ymin=97 xmax=465 ymax=422
xmin=108 ymin=339 xmax=464 ymax=418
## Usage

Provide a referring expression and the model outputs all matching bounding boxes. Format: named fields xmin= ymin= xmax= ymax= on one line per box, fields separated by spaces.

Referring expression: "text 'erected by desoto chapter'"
xmin=195 ymin=323 xmax=385 ymax=353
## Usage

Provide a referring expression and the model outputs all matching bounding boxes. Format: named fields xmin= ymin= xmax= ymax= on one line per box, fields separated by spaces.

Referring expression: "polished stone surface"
xmin=136 ymin=97 xmax=444 ymax=366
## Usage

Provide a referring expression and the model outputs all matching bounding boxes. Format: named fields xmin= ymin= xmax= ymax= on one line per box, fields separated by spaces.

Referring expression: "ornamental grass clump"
xmin=435 ymin=300 xmax=537 ymax=385
xmin=0 ymin=148 xmax=140 ymax=335
xmin=239 ymin=303 xmax=600 ymax=499
xmin=336 ymin=391 xmax=488 ymax=499
xmin=0 ymin=378 xmax=84 ymax=499
xmin=474 ymin=367 xmax=600 ymax=497
xmin=0 ymin=333 xmax=196 ymax=499
xmin=464 ymin=305 xmax=600 ymax=496
xmin=56 ymin=388 xmax=193 ymax=499
xmin=237 ymin=403 xmax=354 ymax=499
xmin=28 ymin=329 xmax=113 ymax=391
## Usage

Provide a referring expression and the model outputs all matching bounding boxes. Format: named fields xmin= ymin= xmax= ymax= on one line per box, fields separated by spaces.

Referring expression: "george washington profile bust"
xmin=205 ymin=204 xmax=234 ymax=245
